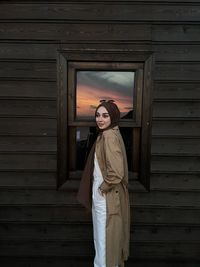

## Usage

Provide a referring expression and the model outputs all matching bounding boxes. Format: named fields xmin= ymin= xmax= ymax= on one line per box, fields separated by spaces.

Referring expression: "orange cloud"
xmin=77 ymin=84 xmax=133 ymax=118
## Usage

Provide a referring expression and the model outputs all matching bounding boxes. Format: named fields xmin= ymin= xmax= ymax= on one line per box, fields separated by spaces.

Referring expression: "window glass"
xmin=76 ymin=71 xmax=135 ymax=120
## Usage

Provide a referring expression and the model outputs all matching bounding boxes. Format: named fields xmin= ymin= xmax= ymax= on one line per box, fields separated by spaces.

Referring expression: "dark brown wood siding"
xmin=0 ymin=1 xmax=200 ymax=266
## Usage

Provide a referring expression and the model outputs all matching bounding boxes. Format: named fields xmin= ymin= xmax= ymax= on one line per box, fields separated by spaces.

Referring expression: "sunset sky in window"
xmin=76 ymin=71 xmax=134 ymax=119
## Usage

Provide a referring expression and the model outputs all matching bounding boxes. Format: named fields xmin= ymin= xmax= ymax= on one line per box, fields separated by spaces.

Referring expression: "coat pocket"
xmin=107 ymin=188 xmax=120 ymax=215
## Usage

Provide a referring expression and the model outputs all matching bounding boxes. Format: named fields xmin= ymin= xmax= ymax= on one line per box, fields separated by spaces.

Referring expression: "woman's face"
xmin=95 ymin=106 xmax=111 ymax=130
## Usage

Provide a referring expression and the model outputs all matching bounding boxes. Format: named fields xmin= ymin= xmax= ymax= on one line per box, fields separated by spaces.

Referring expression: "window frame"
xmin=57 ymin=49 xmax=153 ymax=191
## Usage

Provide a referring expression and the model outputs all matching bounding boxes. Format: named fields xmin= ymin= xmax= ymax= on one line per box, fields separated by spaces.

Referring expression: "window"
xmin=57 ymin=50 xmax=153 ymax=191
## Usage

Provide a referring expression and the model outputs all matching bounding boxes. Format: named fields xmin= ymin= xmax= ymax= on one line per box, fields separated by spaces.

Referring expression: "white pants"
xmin=92 ymin=153 xmax=106 ymax=267
xmin=92 ymin=154 xmax=118 ymax=267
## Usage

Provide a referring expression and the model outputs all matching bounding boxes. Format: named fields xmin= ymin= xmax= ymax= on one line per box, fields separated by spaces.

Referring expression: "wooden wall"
xmin=0 ymin=1 xmax=200 ymax=266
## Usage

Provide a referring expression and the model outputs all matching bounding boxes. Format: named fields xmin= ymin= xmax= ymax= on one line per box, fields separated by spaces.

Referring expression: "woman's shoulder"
xmin=102 ymin=126 xmax=120 ymax=141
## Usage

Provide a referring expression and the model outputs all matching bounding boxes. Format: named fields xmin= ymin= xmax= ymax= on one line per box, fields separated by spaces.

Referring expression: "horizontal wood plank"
xmin=0 ymin=205 xmax=199 ymax=224
xmin=132 ymin=190 xmax=200 ymax=207
xmin=153 ymin=24 xmax=200 ymax=42
xmin=152 ymin=120 xmax=200 ymax=137
xmin=0 ymin=189 xmax=200 ymax=207
xmin=0 ymin=205 xmax=92 ymax=223
xmin=0 ymin=239 xmax=199 ymax=259
xmin=0 ymin=23 xmax=151 ymax=41
xmin=0 ymin=172 xmax=199 ymax=191
xmin=0 ymin=172 xmax=56 ymax=188
xmin=60 ymin=42 xmax=152 ymax=53
xmin=0 ymin=137 xmax=56 ymax=152
xmin=0 ymin=154 xmax=57 ymax=171
xmin=151 ymin=155 xmax=200 ymax=173
xmin=155 ymin=63 xmax=200 ymax=81
xmin=0 ymin=99 xmax=56 ymax=117
xmin=134 ymin=206 xmax=200 ymax=226
xmin=151 ymin=137 xmax=200 ymax=155
xmin=0 ymin=118 xmax=56 ymax=136
xmin=0 ymin=257 xmax=94 ymax=267
xmin=0 ymin=257 xmax=199 ymax=267
xmin=0 ymin=61 xmax=56 ymax=81
xmin=151 ymin=173 xmax=200 ymax=191
xmin=1 ymin=256 xmax=199 ymax=267
xmin=0 ymin=43 xmax=58 ymax=60
xmin=153 ymin=82 xmax=200 ymax=100
xmin=153 ymin=101 xmax=200 ymax=118
xmin=0 ymin=3 xmax=200 ymax=22
xmin=1 ymin=0 xmax=200 ymax=2
xmin=1 ymin=222 xmax=200 ymax=242
xmin=0 ymin=81 xmax=56 ymax=98
xmin=154 ymin=44 xmax=200 ymax=62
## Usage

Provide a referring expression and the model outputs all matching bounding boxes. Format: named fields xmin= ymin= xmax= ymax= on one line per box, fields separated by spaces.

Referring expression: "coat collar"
xmin=105 ymin=125 xmax=119 ymax=132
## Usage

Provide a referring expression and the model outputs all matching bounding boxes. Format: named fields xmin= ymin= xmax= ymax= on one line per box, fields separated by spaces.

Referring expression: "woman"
xmin=77 ymin=100 xmax=130 ymax=267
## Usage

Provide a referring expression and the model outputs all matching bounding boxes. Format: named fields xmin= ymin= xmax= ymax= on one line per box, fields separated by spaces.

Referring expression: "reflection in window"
xmin=76 ymin=71 xmax=135 ymax=120
xmin=76 ymin=126 xmax=97 ymax=170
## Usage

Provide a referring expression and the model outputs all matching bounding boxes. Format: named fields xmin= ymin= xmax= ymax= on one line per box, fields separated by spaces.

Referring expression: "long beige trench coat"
xmin=95 ymin=126 xmax=130 ymax=267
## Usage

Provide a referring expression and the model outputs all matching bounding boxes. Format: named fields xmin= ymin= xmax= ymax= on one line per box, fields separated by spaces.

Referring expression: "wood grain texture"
xmin=0 ymin=239 xmax=199 ymax=259
xmin=0 ymin=61 xmax=56 ymax=80
xmin=155 ymin=63 xmax=200 ymax=81
xmin=0 ymin=43 xmax=59 ymax=60
xmin=150 ymin=173 xmax=200 ymax=190
xmin=0 ymin=222 xmax=200 ymax=242
xmin=1 ymin=205 xmax=199 ymax=224
xmin=0 ymin=81 xmax=56 ymax=98
xmin=154 ymin=44 xmax=200 ymax=62
xmin=0 ymin=118 xmax=56 ymax=136
xmin=0 ymin=136 xmax=57 ymax=152
xmin=0 ymin=3 xmax=200 ymax=22
xmin=0 ymin=99 xmax=56 ymax=117
xmin=1 ymin=189 xmax=200 ymax=206
xmin=152 ymin=24 xmax=200 ymax=42
xmin=151 ymin=137 xmax=200 ymax=155
xmin=151 ymin=155 xmax=200 ymax=172
xmin=153 ymin=82 xmax=200 ymax=100
xmin=152 ymin=120 xmax=200 ymax=136
xmin=0 ymin=23 xmax=151 ymax=41
xmin=0 ymin=258 xmax=199 ymax=267
xmin=0 ymin=153 xmax=56 ymax=171
xmin=153 ymin=100 xmax=200 ymax=118
xmin=0 ymin=172 xmax=56 ymax=188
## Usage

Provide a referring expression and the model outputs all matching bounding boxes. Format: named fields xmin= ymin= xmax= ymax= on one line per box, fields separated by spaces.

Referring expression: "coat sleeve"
xmin=99 ymin=132 xmax=124 ymax=193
